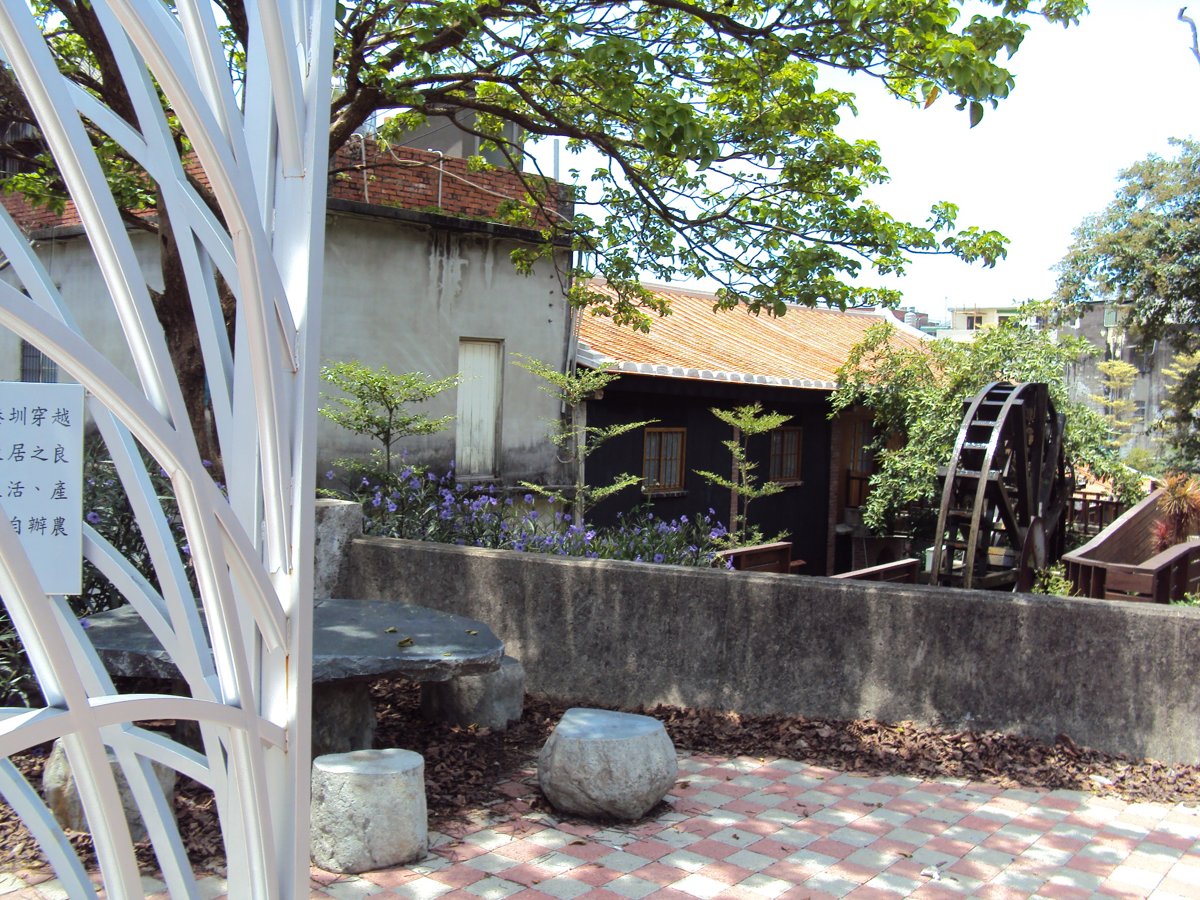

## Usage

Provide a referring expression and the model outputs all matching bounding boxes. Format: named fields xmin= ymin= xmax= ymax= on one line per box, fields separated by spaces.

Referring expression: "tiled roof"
xmin=576 ymin=281 xmax=929 ymax=390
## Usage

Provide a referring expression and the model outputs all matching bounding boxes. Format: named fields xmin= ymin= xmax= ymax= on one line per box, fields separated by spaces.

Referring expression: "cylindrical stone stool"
xmin=310 ymin=748 xmax=427 ymax=873
xmin=538 ymin=708 xmax=677 ymax=821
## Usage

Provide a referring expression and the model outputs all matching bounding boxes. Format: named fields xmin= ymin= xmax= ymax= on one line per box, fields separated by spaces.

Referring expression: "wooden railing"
xmin=1063 ymin=488 xmax=1200 ymax=602
xmin=1066 ymin=493 xmax=1126 ymax=536
xmin=716 ymin=541 xmax=805 ymax=574
xmin=831 ymin=558 xmax=920 ymax=585
xmin=1091 ymin=541 xmax=1200 ymax=603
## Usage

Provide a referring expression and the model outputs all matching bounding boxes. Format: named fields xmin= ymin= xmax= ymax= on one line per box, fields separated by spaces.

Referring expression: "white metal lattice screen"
xmin=0 ymin=1 xmax=332 ymax=896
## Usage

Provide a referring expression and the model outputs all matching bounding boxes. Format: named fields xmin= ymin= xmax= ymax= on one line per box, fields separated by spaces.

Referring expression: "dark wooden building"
xmin=577 ymin=282 xmax=928 ymax=575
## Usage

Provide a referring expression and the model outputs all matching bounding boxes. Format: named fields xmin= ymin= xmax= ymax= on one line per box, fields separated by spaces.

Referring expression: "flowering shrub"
xmin=326 ymin=462 xmax=730 ymax=567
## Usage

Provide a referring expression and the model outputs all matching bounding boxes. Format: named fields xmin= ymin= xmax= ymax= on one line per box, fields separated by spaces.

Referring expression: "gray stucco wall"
xmin=319 ymin=212 xmax=571 ymax=484
xmin=338 ymin=533 xmax=1200 ymax=765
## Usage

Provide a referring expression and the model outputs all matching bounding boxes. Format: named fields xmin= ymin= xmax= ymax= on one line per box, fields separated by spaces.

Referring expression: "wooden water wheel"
xmin=929 ymin=382 xmax=1069 ymax=590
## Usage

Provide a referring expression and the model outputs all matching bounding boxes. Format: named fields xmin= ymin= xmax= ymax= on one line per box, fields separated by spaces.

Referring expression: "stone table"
xmin=82 ymin=598 xmax=505 ymax=754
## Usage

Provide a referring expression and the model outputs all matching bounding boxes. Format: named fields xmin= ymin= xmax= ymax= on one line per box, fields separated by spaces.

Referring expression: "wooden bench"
xmin=715 ymin=541 xmax=805 ymax=574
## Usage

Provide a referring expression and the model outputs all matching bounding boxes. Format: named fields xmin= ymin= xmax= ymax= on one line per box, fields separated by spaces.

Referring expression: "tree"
xmin=1089 ymin=359 xmax=1137 ymax=448
xmin=694 ymin=403 xmax=790 ymax=545
xmin=511 ymin=354 xmax=652 ymax=521
xmin=1159 ymin=351 xmax=1200 ymax=471
xmin=830 ymin=320 xmax=1138 ymax=534
xmin=1054 ymin=138 xmax=1200 ymax=356
xmin=319 ymin=362 xmax=460 ymax=476
xmin=1052 ymin=138 xmax=1200 ymax=468
xmin=3 ymin=1 xmax=1085 ymax=459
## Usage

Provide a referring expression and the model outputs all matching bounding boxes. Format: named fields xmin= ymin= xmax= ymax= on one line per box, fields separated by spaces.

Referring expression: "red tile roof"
xmin=576 ymin=281 xmax=928 ymax=390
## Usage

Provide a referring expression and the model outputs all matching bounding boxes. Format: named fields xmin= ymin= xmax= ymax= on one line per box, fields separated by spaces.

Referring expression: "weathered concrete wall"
xmin=339 ymin=533 xmax=1200 ymax=765
xmin=319 ymin=211 xmax=570 ymax=484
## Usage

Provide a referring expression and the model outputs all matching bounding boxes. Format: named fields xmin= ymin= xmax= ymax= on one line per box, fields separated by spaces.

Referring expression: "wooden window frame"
xmin=642 ymin=427 xmax=686 ymax=494
xmin=769 ymin=426 xmax=803 ymax=484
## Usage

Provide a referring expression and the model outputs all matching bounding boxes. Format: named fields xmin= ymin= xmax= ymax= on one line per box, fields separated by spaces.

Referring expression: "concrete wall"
xmin=319 ymin=210 xmax=570 ymax=484
xmin=337 ymin=531 xmax=1200 ymax=765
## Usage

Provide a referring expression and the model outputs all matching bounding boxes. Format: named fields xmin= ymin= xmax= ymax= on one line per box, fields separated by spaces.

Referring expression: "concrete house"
xmin=0 ymin=140 xmax=575 ymax=488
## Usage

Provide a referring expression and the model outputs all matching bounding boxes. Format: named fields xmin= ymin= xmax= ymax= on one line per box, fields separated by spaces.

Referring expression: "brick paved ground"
xmin=3 ymin=752 xmax=1199 ymax=898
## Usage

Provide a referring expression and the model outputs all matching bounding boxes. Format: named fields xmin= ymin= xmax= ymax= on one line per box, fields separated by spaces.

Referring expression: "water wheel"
xmin=929 ymin=382 xmax=1069 ymax=590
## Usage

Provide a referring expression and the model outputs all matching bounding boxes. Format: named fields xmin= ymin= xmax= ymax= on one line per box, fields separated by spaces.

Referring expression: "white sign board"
xmin=0 ymin=382 xmax=85 ymax=595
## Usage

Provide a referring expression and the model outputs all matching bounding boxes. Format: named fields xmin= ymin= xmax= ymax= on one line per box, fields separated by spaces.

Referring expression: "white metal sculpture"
xmin=0 ymin=1 xmax=332 ymax=896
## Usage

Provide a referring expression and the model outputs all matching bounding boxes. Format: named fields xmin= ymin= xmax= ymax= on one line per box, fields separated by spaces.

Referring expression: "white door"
xmin=456 ymin=339 xmax=502 ymax=475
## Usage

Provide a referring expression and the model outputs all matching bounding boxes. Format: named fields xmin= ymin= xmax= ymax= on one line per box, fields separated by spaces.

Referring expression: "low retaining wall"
xmin=329 ymin=521 xmax=1200 ymax=764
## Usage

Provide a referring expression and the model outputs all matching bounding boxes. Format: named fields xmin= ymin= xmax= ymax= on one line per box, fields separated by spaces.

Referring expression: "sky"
xmin=833 ymin=0 xmax=1199 ymax=320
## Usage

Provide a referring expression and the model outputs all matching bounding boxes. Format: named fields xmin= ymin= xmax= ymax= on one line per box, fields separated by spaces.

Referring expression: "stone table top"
xmin=82 ymin=598 xmax=505 ymax=685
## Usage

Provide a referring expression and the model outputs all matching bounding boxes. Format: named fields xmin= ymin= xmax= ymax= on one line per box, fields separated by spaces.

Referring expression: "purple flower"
xmin=325 ymin=470 xmax=335 ymax=480
xmin=653 ymin=553 xmax=665 ymax=563
xmin=202 ymin=459 xmax=213 ymax=468
xmin=524 ymin=493 xmax=534 ymax=504
xmin=85 ymin=511 xmax=101 ymax=525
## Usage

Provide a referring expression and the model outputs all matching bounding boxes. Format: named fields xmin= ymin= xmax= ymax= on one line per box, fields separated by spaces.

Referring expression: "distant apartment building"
xmin=1058 ymin=303 xmax=1174 ymax=454
xmin=936 ymin=303 xmax=1025 ymax=342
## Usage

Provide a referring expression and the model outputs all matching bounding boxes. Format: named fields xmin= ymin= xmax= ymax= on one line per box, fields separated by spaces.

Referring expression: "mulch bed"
xmin=3 ymin=677 xmax=1199 ymax=879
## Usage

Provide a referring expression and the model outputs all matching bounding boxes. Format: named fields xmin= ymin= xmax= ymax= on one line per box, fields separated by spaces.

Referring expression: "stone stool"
xmin=42 ymin=738 xmax=177 ymax=842
xmin=538 ymin=708 xmax=677 ymax=821
xmin=420 ymin=655 xmax=525 ymax=729
xmin=310 ymin=748 xmax=427 ymax=874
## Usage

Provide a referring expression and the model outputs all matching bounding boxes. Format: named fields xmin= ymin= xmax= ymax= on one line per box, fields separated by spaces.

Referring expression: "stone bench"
xmin=538 ymin=708 xmax=677 ymax=821
xmin=310 ymin=748 xmax=427 ymax=874
xmin=420 ymin=654 xmax=525 ymax=729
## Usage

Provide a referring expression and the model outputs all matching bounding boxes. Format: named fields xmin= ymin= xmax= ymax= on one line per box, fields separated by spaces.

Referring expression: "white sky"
xmin=834 ymin=0 xmax=1199 ymax=319
xmin=536 ymin=1 xmax=1198 ymax=322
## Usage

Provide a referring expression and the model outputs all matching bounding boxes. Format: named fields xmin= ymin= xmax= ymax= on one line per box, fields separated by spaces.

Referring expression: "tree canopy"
xmin=1052 ymin=138 xmax=1200 ymax=470
xmin=1054 ymin=138 xmax=1200 ymax=346
xmin=2 ymin=1 xmax=1085 ymax=453
xmin=830 ymin=321 xmax=1136 ymax=535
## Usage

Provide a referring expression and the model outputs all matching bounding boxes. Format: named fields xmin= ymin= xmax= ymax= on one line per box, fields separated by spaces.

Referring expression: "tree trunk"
xmin=152 ymin=196 xmax=231 ymax=470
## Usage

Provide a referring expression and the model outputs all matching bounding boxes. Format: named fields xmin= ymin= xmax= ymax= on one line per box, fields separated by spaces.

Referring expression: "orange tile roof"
xmin=576 ymin=281 xmax=929 ymax=390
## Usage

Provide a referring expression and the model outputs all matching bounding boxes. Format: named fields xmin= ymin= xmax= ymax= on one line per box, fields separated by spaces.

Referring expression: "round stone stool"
xmin=310 ymin=748 xmax=427 ymax=873
xmin=42 ymin=738 xmax=177 ymax=842
xmin=538 ymin=708 xmax=677 ymax=821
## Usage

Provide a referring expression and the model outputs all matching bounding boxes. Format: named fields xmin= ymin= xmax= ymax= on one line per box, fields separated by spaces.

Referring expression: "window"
xmin=845 ymin=418 xmax=874 ymax=509
xmin=455 ymin=339 xmax=502 ymax=476
xmin=20 ymin=340 xmax=57 ymax=383
xmin=643 ymin=427 xmax=685 ymax=493
xmin=769 ymin=427 xmax=803 ymax=484
xmin=965 ymin=314 xmax=984 ymax=331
